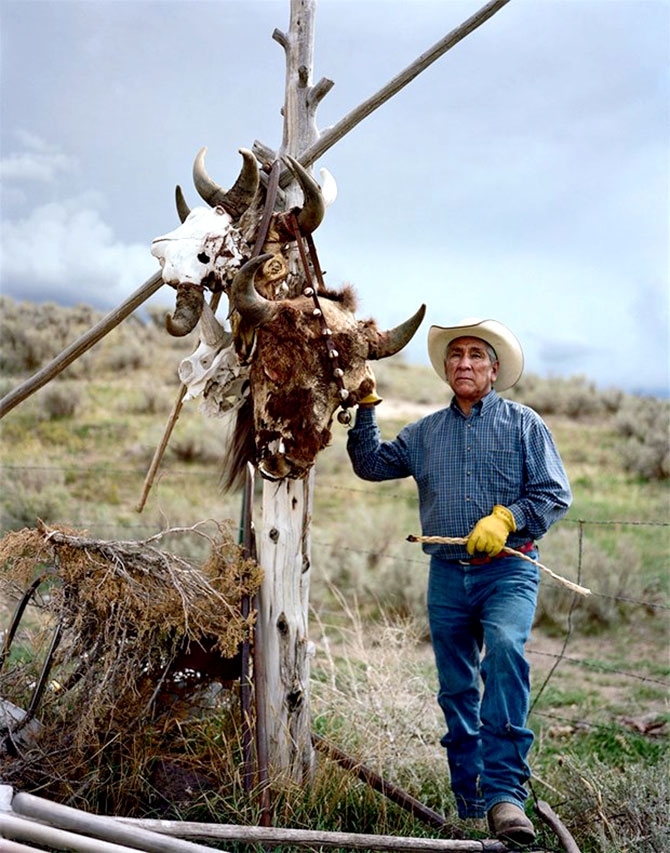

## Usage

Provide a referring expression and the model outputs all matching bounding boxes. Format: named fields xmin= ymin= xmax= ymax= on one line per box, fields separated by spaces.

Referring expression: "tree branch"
xmin=281 ymin=0 xmax=511 ymax=185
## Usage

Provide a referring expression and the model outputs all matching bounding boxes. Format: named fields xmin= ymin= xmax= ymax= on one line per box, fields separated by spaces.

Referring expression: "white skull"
xmin=177 ymin=301 xmax=235 ymax=401
xmin=179 ymin=340 xmax=231 ymax=401
xmin=151 ymin=206 xmax=246 ymax=287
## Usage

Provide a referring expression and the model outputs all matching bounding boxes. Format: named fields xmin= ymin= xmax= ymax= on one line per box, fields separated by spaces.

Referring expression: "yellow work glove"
xmin=467 ymin=505 xmax=516 ymax=557
xmin=358 ymin=367 xmax=383 ymax=406
xmin=358 ymin=390 xmax=383 ymax=406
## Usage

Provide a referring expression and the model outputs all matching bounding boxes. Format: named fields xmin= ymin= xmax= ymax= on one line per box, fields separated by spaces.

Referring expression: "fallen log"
xmin=1 ymin=837 xmax=52 ymax=853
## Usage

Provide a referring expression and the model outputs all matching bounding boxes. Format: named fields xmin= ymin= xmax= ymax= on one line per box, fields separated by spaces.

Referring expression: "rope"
xmin=406 ymin=534 xmax=591 ymax=597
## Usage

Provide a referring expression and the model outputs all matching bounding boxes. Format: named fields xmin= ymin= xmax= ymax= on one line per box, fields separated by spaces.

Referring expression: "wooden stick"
xmin=115 ymin=815 xmax=507 ymax=852
xmin=312 ymin=732 xmax=448 ymax=830
xmin=277 ymin=0 xmax=512 ymax=184
xmin=136 ymin=290 xmax=223 ymax=513
xmin=407 ymin=535 xmax=591 ymax=597
xmin=535 ymin=799 xmax=582 ymax=853
xmin=0 ymin=272 xmax=164 ymax=420
xmin=136 ymin=385 xmax=186 ymax=512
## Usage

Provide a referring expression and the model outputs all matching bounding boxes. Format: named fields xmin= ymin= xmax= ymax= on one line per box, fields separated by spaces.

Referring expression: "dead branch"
xmin=118 ymin=814 xmax=509 ymax=852
xmin=407 ymin=534 xmax=591 ymax=597
xmin=535 ymin=799 xmax=582 ymax=853
xmin=273 ymin=0 xmax=512 ymax=183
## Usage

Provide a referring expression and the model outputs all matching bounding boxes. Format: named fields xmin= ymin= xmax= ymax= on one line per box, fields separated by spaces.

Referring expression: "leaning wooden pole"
xmin=290 ymin=0 xmax=511 ymax=174
xmin=0 ymin=271 xmax=164 ymax=419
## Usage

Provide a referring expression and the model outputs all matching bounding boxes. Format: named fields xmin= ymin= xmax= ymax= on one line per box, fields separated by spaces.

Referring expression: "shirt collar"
xmin=450 ymin=389 xmax=499 ymax=418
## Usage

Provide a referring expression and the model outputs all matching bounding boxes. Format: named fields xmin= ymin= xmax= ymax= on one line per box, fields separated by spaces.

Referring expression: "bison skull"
xmin=230 ymin=254 xmax=426 ymax=481
xmin=152 ymin=206 xmax=248 ymax=290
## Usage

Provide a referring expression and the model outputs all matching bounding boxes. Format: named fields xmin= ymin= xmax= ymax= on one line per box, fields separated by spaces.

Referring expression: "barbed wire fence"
xmin=1 ymin=461 xmax=668 ymax=727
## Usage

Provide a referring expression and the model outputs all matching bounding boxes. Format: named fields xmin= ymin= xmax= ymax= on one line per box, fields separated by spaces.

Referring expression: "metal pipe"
xmin=11 ymin=792 xmax=229 ymax=853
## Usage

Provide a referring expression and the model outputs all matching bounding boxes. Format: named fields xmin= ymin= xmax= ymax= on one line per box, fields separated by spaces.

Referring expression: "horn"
xmin=283 ymin=155 xmax=325 ymax=235
xmin=230 ymin=254 xmax=280 ymax=328
xmin=367 ymin=304 xmax=427 ymax=360
xmin=199 ymin=301 xmax=233 ymax=348
xmin=175 ymin=185 xmax=191 ymax=223
xmin=193 ymin=147 xmax=259 ymax=219
xmin=165 ymin=284 xmax=205 ymax=337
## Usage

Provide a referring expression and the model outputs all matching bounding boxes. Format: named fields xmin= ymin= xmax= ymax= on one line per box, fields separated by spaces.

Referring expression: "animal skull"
xmin=178 ymin=302 xmax=235 ymax=401
xmin=152 ymin=206 xmax=248 ymax=290
xmin=229 ymin=254 xmax=426 ymax=481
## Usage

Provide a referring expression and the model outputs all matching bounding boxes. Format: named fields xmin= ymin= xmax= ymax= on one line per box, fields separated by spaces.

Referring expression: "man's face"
xmin=445 ymin=336 xmax=499 ymax=404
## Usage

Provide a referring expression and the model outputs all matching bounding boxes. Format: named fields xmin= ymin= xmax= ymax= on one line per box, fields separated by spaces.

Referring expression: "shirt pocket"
xmin=486 ymin=445 xmax=523 ymax=505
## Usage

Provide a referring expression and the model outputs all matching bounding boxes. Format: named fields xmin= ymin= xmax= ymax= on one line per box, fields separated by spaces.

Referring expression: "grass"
xmin=0 ymin=300 xmax=668 ymax=851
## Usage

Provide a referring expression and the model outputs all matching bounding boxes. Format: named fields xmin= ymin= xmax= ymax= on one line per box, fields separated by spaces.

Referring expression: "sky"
xmin=1 ymin=0 xmax=668 ymax=396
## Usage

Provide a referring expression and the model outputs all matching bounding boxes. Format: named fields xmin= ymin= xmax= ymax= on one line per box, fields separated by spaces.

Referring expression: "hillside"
xmin=0 ymin=296 xmax=668 ymax=851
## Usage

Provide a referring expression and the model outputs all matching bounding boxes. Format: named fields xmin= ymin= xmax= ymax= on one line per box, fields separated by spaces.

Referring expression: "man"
xmin=347 ymin=318 xmax=572 ymax=846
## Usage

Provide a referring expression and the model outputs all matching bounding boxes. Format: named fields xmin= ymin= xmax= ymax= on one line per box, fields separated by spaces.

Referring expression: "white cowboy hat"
xmin=427 ymin=318 xmax=524 ymax=391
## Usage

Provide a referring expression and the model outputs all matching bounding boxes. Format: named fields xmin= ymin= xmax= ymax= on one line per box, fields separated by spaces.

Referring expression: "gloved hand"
xmin=467 ymin=505 xmax=516 ymax=556
xmin=358 ymin=367 xmax=383 ymax=406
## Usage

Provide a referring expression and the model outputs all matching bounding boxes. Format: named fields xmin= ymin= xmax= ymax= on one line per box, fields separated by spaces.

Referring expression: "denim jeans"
xmin=427 ymin=552 xmax=539 ymax=819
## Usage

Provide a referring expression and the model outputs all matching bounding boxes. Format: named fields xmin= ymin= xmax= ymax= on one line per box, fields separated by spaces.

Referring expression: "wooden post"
xmin=255 ymin=0 xmax=324 ymax=784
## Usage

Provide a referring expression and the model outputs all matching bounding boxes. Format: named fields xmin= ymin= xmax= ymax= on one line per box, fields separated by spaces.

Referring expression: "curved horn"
xmin=283 ymin=155 xmax=325 ymax=235
xmin=367 ymin=304 xmax=427 ymax=360
xmin=175 ymin=185 xmax=191 ymax=223
xmin=230 ymin=254 xmax=280 ymax=328
xmin=165 ymin=284 xmax=205 ymax=337
xmin=193 ymin=147 xmax=259 ymax=219
xmin=199 ymin=301 xmax=233 ymax=348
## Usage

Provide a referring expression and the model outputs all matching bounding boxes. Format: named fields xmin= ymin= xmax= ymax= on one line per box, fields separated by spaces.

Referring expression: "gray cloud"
xmin=0 ymin=0 xmax=667 ymax=395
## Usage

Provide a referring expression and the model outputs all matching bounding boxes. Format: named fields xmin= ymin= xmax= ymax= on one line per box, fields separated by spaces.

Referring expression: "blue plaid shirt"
xmin=347 ymin=390 xmax=572 ymax=560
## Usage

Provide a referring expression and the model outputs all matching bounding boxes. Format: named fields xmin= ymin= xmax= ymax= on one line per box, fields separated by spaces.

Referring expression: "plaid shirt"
xmin=347 ymin=390 xmax=572 ymax=560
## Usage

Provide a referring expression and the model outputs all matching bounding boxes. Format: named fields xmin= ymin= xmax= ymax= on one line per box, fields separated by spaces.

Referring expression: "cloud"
xmin=1 ymin=196 xmax=156 ymax=306
xmin=0 ymin=131 xmax=76 ymax=184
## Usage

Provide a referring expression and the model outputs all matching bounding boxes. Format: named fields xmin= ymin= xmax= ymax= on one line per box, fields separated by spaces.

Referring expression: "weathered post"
xmin=255 ymin=0 xmax=331 ymax=782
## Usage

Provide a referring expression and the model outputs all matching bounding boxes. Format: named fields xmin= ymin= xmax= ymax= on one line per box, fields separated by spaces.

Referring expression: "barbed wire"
xmin=2 ymin=463 xmax=668 ymax=525
xmin=1 ymin=463 xmax=668 ymax=709
xmin=527 ymin=649 xmax=670 ymax=688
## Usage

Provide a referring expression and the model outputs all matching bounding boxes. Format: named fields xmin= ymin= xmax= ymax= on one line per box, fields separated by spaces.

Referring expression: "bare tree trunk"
xmin=256 ymin=0 xmax=322 ymax=782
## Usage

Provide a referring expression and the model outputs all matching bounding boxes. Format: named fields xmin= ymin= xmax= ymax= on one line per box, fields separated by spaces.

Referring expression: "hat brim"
xmin=427 ymin=319 xmax=524 ymax=391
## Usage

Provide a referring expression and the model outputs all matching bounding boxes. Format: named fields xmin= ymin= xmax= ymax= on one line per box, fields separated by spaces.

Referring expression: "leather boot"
xmin=487 ymin=802 xmax=536 ymax=845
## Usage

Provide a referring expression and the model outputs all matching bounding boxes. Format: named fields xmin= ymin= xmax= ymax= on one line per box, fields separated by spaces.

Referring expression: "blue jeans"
xmin=427 ymin=552 xmax=539 ymax=819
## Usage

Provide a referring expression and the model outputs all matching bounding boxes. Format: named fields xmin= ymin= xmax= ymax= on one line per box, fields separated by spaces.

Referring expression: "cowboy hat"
xmin=427 ymin=318 xmax=524 ymax=391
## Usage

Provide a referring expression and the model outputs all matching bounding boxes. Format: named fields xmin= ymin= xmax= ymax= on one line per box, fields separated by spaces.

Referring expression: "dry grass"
xmin=0 ymin=521 xmax=260 ymax=806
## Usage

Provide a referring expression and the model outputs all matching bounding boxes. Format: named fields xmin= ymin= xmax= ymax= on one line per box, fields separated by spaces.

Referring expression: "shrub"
xmin=40 ymin=385 xmax=81 ymax=420
xmin=614 ymin=397 xmax=669 ymax=480
xmin=554 ymin=755 xmax=670 ymax=853
xmin=510 ymin=374 xmax=609 ymax=418
xmin=0 ymin=476 xmax=71 ymax=531
xmin=535 ymin=526 xmax=646 ymax=634
xmin=102 ymin=342 xmax=148 ymax=372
